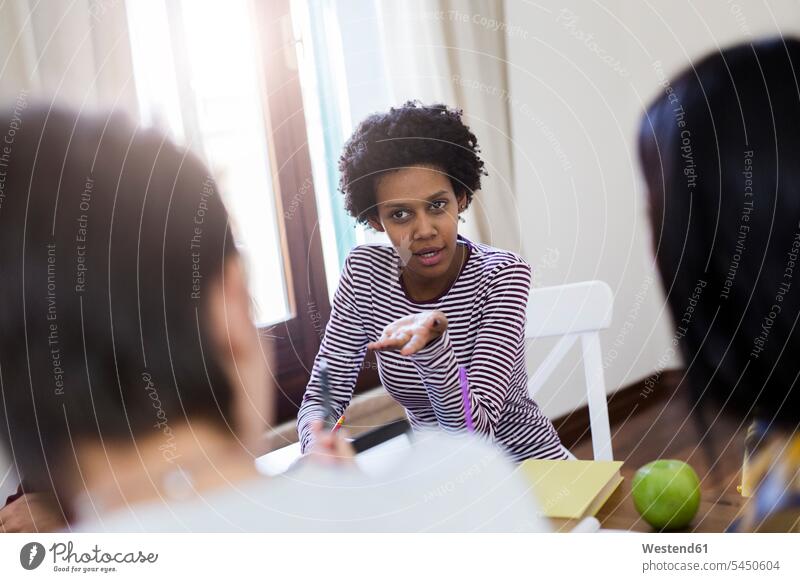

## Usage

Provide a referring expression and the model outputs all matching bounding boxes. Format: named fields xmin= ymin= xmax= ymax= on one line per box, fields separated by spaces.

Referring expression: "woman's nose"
xmin=413 ymin=215 xmax=437 ymax=239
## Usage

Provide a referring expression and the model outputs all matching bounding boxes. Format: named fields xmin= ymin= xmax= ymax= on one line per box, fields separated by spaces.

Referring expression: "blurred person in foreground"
xmin=0 ymin=105 xmax=546 ymax=532
xmin=639 ymin=38 xmax=800 ymax=532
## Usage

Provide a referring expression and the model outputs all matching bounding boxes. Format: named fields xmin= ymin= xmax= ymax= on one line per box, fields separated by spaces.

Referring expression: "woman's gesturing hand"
xmin=367 ymin=310 xmax=448 ymax=356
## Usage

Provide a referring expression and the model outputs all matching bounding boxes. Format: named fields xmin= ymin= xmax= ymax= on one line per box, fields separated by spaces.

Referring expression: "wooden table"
xmin=260 ymin=428 xmax=748 ymax=533
xmin=551 ymin=470 xmax=746 ymax=533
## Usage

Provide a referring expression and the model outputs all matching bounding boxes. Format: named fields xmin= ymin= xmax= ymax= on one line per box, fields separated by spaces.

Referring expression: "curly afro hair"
xmin=338 ymin=101 xmax=487 ymax=224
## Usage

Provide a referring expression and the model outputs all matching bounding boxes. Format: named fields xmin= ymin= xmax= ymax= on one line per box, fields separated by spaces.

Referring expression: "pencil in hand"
xmin=331 ymin=415 xmax=345 ymax=434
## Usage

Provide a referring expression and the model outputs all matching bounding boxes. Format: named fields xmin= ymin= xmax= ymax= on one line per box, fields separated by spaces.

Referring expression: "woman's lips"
xmin=414 ymin=247 xmax=444 ymax=267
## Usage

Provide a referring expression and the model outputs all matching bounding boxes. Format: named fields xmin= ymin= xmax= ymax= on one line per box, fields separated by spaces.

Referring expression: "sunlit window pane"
xmin=126 ymin=0 xmax=289 ymax=324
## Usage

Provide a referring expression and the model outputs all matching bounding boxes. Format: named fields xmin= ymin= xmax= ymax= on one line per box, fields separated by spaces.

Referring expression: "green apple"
xmin=632 ymin=459 xmax=701 ymax=531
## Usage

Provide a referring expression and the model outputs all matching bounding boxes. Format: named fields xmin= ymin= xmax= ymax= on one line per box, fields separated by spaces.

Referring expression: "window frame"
xmin=253 ymin=0 xmax=379 ymax=422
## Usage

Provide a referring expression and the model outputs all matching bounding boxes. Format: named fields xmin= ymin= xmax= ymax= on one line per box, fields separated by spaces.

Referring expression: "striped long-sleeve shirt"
xmin=297 ymin=235 xmax=566 ymax=462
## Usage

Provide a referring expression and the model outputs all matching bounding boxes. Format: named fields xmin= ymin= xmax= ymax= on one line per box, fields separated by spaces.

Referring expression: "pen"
xmin=331 ymin=415 xmax=345 ymax=434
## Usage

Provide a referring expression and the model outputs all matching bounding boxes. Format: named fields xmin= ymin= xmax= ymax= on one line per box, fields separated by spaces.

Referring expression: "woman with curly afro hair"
xmin=298 ymin=102 xmax=565 ymax=462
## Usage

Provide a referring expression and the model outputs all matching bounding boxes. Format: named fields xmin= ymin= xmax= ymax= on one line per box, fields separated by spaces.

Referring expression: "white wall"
xmin=504 ymin=0 xmax=800 ymax=418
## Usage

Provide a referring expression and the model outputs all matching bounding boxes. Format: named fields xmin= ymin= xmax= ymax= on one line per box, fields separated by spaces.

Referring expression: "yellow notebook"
xmin=519 ymin=459 xmax=624 ymax=519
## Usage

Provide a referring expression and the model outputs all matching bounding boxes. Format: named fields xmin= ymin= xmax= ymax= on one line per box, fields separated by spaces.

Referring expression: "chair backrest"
xmin=525 ymin=281 xmax=614 ymax=460
xmin=526 ymin=280 xmax=613 ymax=339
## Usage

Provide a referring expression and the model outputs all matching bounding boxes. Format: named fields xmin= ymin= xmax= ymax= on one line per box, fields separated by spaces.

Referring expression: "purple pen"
xmin=458 ymin=365 xmax=475 ymax=433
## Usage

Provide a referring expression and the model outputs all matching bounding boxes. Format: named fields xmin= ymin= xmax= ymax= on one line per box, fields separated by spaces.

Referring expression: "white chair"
xmin=526 ymin=281 xmax=614 ymax=461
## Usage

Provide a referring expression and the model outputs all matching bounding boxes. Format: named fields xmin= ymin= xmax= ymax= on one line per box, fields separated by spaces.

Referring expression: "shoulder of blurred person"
xmin=70 ymin=432 xmax=548 ymax=533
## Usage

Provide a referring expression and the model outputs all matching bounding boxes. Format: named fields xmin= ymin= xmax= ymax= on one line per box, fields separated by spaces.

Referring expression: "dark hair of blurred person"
xmin=0 ymin=105 xmax=271 ymax=528
xmin=639 ymin=38 xmax=800 ymax=531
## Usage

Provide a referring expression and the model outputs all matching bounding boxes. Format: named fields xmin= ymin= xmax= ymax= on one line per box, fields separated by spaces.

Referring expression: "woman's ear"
xmin=367 ymin=214 xmax=385 ymax=232
xmin=456 ymin=192 xmax=467 ymax=212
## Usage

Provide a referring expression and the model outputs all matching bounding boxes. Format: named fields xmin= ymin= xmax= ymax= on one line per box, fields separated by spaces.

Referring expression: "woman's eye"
xmin=429 ymin=200 xmax=447 ymax=211
xmin=391 ymin=209 xmax=411 ymax=220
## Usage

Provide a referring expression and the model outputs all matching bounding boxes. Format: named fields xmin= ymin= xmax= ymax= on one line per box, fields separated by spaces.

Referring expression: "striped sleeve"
xmin=409 ymin=261 xmax=532 ymax=437
xmin=296 ymin=254 xmax=368 ymax=453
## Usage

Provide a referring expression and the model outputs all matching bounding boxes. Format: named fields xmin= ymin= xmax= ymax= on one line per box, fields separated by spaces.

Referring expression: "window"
xmin=127 ymin=0 xmax=288 ymax=324
xmin=125 ymin=0 xmax=380 ymax=423
xmin=290 ymin=0 xmax=393 ymax=297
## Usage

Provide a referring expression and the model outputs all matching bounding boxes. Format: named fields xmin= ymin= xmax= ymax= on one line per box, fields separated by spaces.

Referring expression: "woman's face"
xmin=369 ymin=165 xmax=465 ymax=283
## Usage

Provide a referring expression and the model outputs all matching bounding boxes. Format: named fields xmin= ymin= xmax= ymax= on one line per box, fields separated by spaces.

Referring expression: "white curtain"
xmin=0 ymin=0 xmax=138 ymax=116
xmin=375 ymin=0 xmax=520 ymax=252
